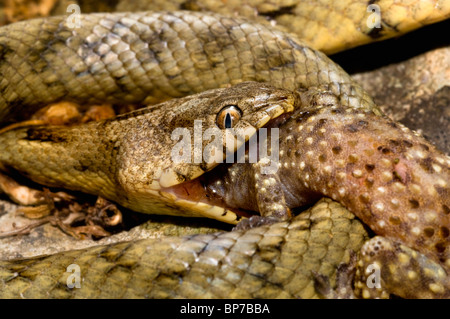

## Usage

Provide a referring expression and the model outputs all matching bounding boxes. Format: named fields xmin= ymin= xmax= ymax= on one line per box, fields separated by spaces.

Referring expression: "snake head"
xmin=112 ymin=82 xmax=297 ymax=222
xmin=152 ymin=81 xmax=297 ymax=187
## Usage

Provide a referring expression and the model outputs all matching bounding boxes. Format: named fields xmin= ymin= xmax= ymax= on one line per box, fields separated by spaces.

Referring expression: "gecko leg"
xmin=354 ymin=237 xmax=450 ymax=299
xmin=234 ymin=160 xmax=292 ymax=230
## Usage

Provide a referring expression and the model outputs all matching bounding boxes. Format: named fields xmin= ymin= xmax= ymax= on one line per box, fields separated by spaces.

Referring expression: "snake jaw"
xmin=169 ymin=198 xmax=247 ymax=224
xmin=160 ymin=173 xmax=252 ymax=224
xmin=159 ymin=165 xmax=204 ymax=188
xmin=157 ymin=99 xmax=297 ymax=224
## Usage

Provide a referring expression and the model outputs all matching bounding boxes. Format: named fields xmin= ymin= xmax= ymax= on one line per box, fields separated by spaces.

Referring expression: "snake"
xmin=0 ymin=1 xmax=449 ymax=298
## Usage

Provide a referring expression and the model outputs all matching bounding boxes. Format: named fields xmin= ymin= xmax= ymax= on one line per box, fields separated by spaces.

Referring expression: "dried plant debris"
xmin=1 ymin=0 xmax=57 ymax=25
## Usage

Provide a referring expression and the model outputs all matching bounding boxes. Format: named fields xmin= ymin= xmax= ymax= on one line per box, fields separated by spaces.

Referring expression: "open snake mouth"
xmin=160 ymin=112 xmax=294 ymax=224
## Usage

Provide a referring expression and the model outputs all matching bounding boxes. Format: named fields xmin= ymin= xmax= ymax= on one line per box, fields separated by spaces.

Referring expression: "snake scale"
xmin=0 ymin=1 xmax=449 ymax=298
xmin=0 ymin=198 xmax=369 ymax=299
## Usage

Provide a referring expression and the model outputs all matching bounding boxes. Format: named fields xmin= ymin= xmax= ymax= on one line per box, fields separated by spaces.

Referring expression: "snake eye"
xmin=216 ymin=105 xmax=242 ymax=129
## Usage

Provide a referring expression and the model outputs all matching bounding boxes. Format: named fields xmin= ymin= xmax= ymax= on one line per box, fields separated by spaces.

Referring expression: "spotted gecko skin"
xmin=354 ymin=237 xmax=450 ymax=298
xmin=206 ymin=90 xmax=450 ymax=298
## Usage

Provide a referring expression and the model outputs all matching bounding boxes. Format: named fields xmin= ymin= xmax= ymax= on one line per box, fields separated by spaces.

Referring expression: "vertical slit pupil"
xmin=225 ymin=112 xmax=232 ymax=128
